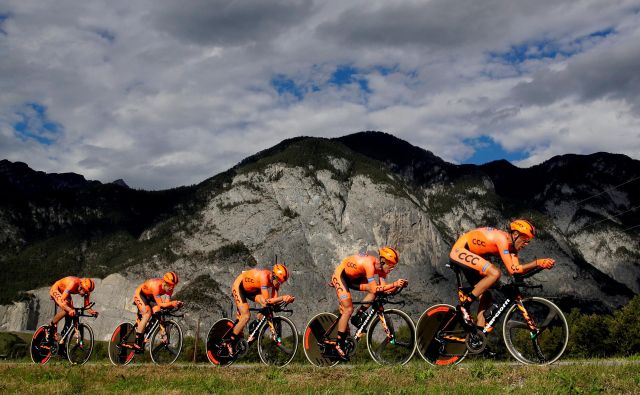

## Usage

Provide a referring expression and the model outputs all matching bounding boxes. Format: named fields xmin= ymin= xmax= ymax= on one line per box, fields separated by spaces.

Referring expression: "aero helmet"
xmin=272 ymin=263 xmax=289 ymax=283
xmin=163 ymin=271 xmax=179 ymax=285
xmin=80 ymin=278 xmax=95 ymax=293
xmin=510 ymin=219 xmax=536 ymax=239
xmin=379 ymin=246 xmax=400 ymax=266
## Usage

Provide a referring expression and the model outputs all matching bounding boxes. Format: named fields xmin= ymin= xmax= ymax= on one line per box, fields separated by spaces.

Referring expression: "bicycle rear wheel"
xmin=30 ymin=325 xmax=54 ymax=365
xmin=257 ymin=316 xmax=298 ymax=367
xmin=206 ymin=318 xmax=236 ymax=367
xmin=150 ymin=319 xmax=183 ymax=365
xmin=108 ymin=322 xmax=136 ymax=366
xmin=303 ymin=312 xmax=340 ymax=367
xmin=366 ymin=309 xmax=416 ymax=365
xmin=66 ymin=323 xmax=94 ymax=365
xmin=503 ymin=297 xmax=568 ymax=365
xmin=416 ymin=304 xmax=468 ymax=366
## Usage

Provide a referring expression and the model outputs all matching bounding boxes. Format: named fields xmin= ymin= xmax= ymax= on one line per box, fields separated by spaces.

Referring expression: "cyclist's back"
xmin=453 ymin=227 xmax=510 ymax=258
xmin=137 ymin=278 xmax=172 ymax=298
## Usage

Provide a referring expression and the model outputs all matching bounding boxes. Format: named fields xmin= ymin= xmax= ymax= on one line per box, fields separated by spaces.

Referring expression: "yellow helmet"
xmin=379 ymin=246 xmax=399 ymax=266
xmin=272 ymin=263 xmax=289 ymax=283
xmin=163 ymin=271 xmax=179 ymax=286
xmin=510 ymin=219 xmax=536 ymax=239
xmin=80 ymin=278 xmax=95 ymax=293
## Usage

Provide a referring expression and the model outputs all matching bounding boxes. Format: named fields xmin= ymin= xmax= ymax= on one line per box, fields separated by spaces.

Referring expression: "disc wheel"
xmin=150 ymin=320 xmax=183 ymax=365
xmin=205 ymin=319 xmax=236 ymax=367
xmin=366 ymin=309 xmax=416 ymax=365
xmin=30 ymin=325 xmax=54 ymax=365
xmin=108 ymin=322 xmax=136 ymax=366
xmin=66 ymin=323 xmax=94 ymax=365
xmin=415 ymin=304 xmax=468 ymax=366
xmin=503 ymin=297 xmax=568 ymax=365
xmin=303 ymin=312 xmax=340 ymax=367
xmin=257 ymin=316 xmax=298 ymax=367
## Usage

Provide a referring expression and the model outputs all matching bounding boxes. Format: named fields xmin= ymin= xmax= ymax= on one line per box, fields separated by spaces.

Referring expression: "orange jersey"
xmin=451 ymin=227 xmax=523 ymax=274
xmin=51 ymin=276 xmax=82 ymax=295
xmin=136 ymin=278 xmax=173 ymax=298
xmin=337 ymin=254 xmax=387 ymax=284
xmin=50 ymin=276 xmax=90 ymax=307
xmin=237 ymin=269 xmax=277 ymax=295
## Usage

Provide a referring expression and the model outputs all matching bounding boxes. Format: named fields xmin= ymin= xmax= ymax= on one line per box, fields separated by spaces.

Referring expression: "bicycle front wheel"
xmin=150 ymin=319 xmax=183 ymax=365
xmin=30 ymin=325 xmax=54 ymax=365
xmin=108 ymin=322 xmax=136 ymax=366
xmin=303 ymin=312 xmax=340 ymax=367
xmin=503 ymin=297 xmax=569 ymax=365
xmin=257 ymin=316 xmax=298 ymax=367
xmin=366 ymin=309 xmax=416 ymax=365
xmin=415 ymin=304 xmax=468 ymax=366
xmin=66 ymin=323 xmax=94 ymax=365
xmin=206 ymin=318 xmax=236 ymax=367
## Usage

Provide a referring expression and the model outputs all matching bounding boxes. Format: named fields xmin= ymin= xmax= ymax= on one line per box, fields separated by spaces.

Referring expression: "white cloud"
xmin=0 ymin=0 xmax=638 ymax=189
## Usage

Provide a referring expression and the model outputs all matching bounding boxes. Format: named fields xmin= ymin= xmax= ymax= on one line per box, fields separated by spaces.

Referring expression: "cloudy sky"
xmin=1 ymin=1 xmax=639 ymax=189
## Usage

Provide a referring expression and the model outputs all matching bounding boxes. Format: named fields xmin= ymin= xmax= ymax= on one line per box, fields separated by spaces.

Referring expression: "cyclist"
xmin=449 ymin=219 xmax=555 ymax=328
xmin=132 ymin=271 xmax=184 ymax=353
xmin=226 ymin=263 xmax=295 ymax=354
xmin=48 ymin=276 xmax=98 ymax=341
xmin=330 ymin=247 xmax=408 ymax=360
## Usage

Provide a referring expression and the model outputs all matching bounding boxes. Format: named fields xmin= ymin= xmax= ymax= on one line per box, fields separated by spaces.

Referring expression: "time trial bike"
xmin=304 ymin=290 xmax=416 ymax=367
xmin=108 ymin=307 xmax=184 ymax=365
xmin=416 ymin=264 xmax=568 ymax=365
xmin=30 ymin=302 xmax=96 ymax=365
xmin=206 ymin=302 xmax=298 ymax=367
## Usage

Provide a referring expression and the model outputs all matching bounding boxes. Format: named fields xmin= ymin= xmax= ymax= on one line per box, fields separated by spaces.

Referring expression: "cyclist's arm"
xmin=255 ymin=285 xmax=272 ymax=306
xmin=154 ymin=294 xmax=174 ymax=309
xmin=60 ymin=288 xmax=75 ymax=312
xmin=499 ymin=239 xmax=524 ymax=275
xmin=83 ymin=294 xmax=91 ymax=307
xmin=358 ymin=266 xmax=396 ymax=293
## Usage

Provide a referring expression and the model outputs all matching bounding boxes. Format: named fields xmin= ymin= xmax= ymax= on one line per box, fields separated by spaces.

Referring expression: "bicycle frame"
xmin=229 ymin=305 xmax=292 ymax=344
xmin=120 ymin=309 xmax=182 ymax=349
xmin=320 ymin=294 xmax=403 ymax=344
xmin=57 ymin=302 xmax=96 ymax=344
xmin=439 ymin=264 xmax=543 ymax=344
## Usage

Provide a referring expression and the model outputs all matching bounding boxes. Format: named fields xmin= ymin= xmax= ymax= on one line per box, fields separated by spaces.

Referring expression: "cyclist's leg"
xmin=475 ymin=291 xmax=494 ymax=328
xmin=133 ymin=291 xmax=152 ymax=351
xmin=449 ymin=249 xmax=498 ymax=326
xmin=49 ymin=292 xmax=69 ymax=341
xmin=230 ymin=280 xmax=251 ymax=340
xmin=332 ymin=268 xmax=353 ymax=358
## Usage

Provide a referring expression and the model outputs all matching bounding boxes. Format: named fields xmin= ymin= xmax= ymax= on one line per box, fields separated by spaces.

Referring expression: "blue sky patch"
xmin=330 ymin=65 xmax=370 ymax=93
xmin=13 ymin=102 xmax=62 ymax=145
xmin=489 ymin=28 xmax=615 ymax=65
xmin=271 ymin=75 xmax=305 ymax=101
xmin=0 ymin=13 xmax=9 ymax=35
xmin=94 ymin=28 xmax=116 ymax=43
xmin=463 ymin=135 xmax=528 ymax=165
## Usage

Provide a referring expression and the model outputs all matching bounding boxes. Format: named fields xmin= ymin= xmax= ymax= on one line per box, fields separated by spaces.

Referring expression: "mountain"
xmin=1 ymin=132 xmax=638 ymax=340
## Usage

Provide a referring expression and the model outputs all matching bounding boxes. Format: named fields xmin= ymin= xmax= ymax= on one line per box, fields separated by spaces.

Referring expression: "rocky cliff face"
xmin=1 ymin=132 xmax=638 ymax=340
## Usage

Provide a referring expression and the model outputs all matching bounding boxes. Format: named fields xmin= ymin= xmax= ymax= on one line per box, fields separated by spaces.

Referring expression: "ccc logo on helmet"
xmin=458 ymin=252 xmax=480 ymax=265
xmin=471 ymin=239 xmax=486 ymax=247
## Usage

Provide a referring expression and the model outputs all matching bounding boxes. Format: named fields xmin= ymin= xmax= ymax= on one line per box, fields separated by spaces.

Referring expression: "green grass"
xmin=0 ymin=360 xmax=638 ymax=394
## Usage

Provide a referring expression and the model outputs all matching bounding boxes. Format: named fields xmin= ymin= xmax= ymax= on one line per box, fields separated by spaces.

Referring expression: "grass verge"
xmin=0 ymin=359 xmax=638 ymax=394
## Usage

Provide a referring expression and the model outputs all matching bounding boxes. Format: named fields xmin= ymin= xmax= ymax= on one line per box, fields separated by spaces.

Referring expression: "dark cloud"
xmin=152 ymin=0 xmax=314 ymax=46
xmin=510 ymin=36 xmax=640 ymax=112
xmin=316 ymin=0 xmax=562 ymax=49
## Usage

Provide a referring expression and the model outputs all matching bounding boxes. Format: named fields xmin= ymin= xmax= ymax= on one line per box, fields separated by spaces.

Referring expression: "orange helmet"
xmin=163 ymin=271 xmax=179 ymax=286
xmin=379 ymin=246 xmax=399 ymax=266
xmin=80 ymin=278 xmax=95 ymax=293
xmin=272 ymin=263 xmax=289 ymax=283
xmin=510 ymin=219 xmax=536 ymax=239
